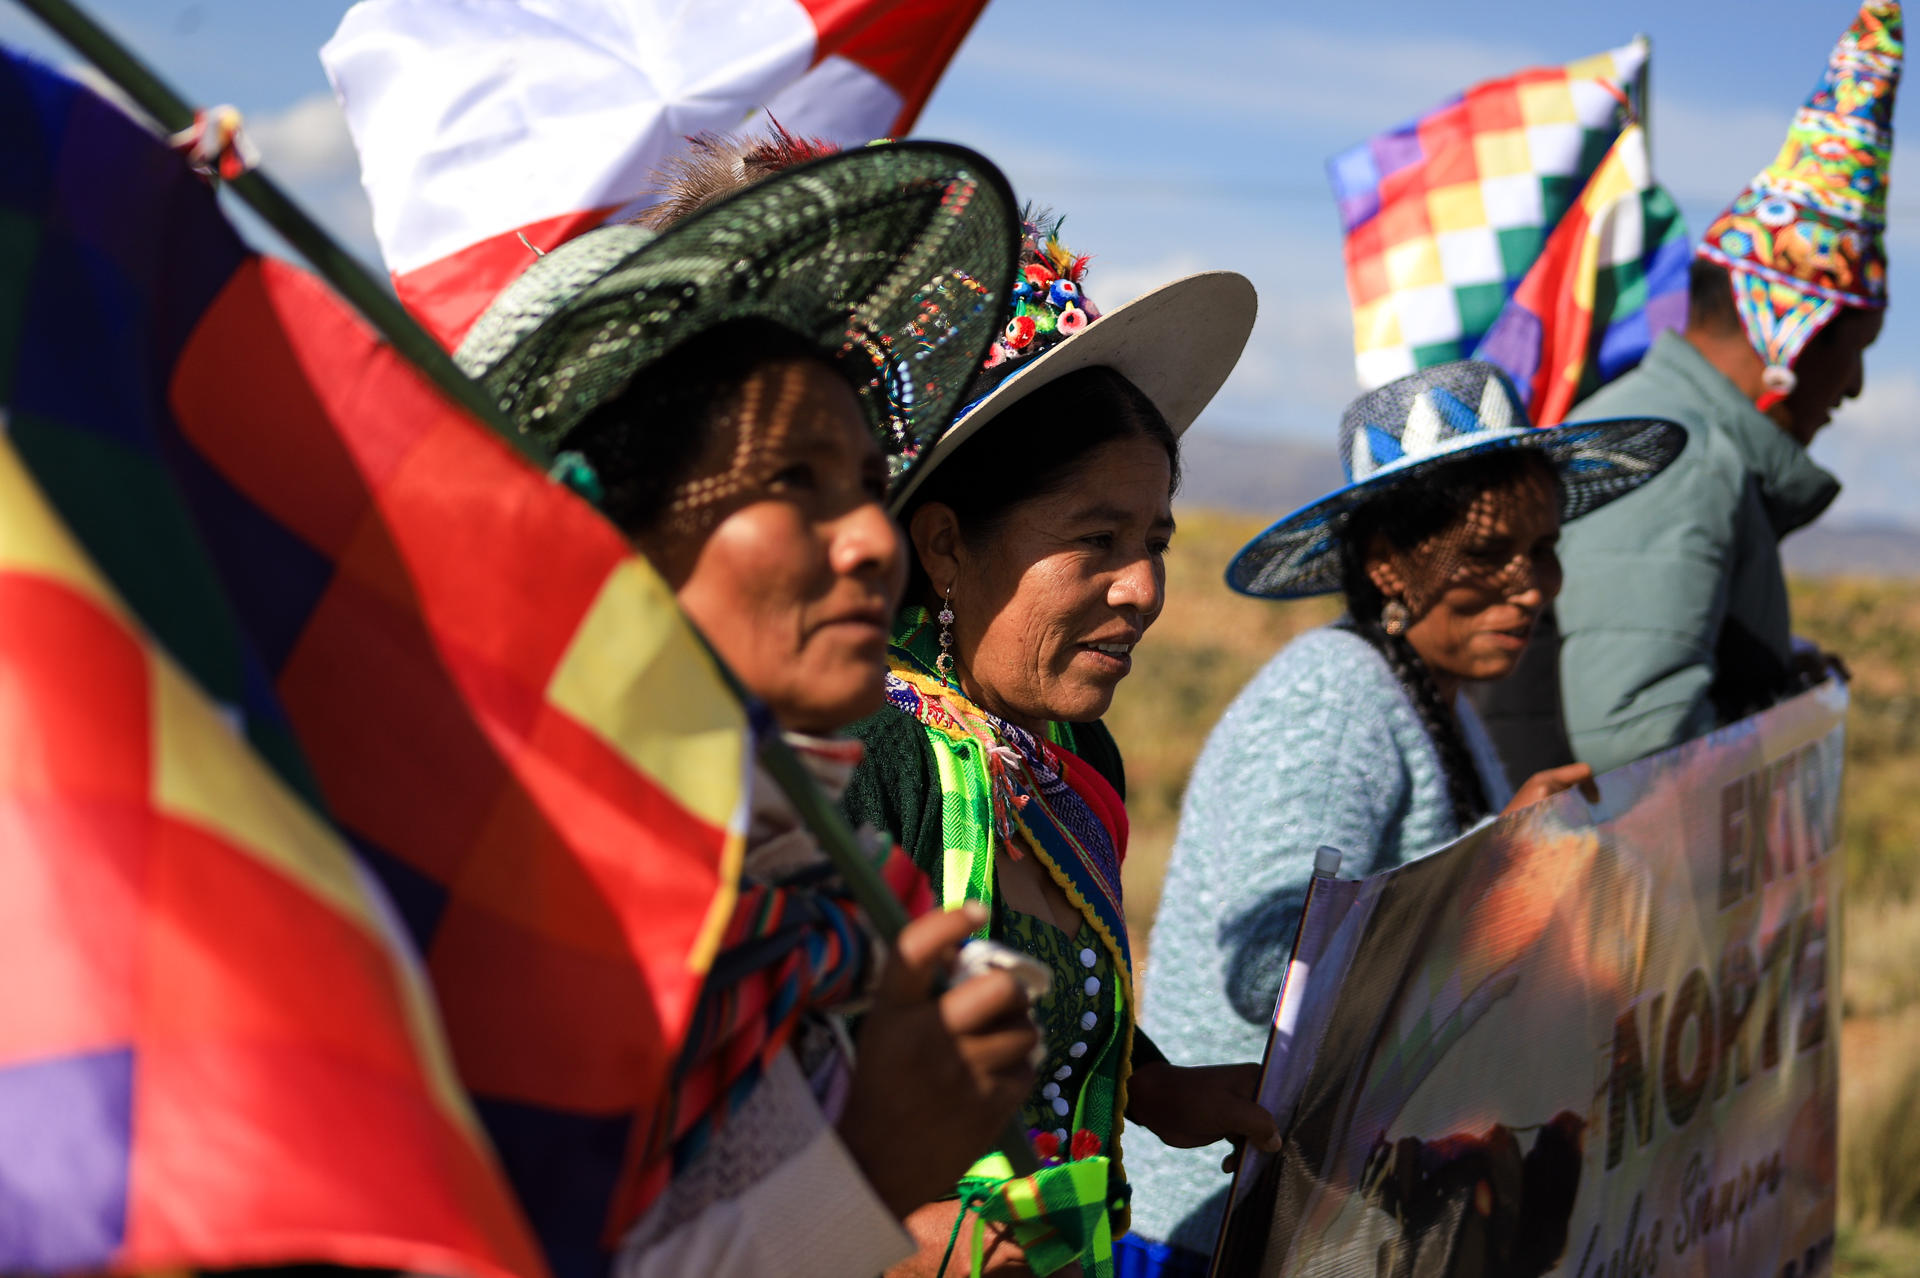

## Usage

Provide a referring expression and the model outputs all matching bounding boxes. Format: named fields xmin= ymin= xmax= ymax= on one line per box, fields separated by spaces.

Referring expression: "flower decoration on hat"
xmin=979 ymin=208 xmax=1102 ymax=376
xmin=1696 ymin=0 xmax=1902 ymax=409
xmin=1026 ymin=1127 xmax=1105 ymax=1167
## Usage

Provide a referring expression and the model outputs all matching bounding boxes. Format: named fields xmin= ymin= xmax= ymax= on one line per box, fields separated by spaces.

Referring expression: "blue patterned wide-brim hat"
xmin=1226 ymin=360 xmax=1686 ymax=600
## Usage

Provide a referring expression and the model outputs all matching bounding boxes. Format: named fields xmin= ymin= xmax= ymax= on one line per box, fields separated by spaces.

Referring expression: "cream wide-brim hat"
xmin=887 ymin=270 xmax=1258 ymax=513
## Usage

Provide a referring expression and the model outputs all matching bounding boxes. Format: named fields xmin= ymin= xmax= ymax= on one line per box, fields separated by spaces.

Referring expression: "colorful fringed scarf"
xmin=885 ymin=607 xmax=1135 ymax=1277
xmin=627 ymin=734 xmax=934 ymax=1224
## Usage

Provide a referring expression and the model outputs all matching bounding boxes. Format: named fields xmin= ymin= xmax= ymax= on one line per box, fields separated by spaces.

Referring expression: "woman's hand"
xmin=888 ymin=1201 xmax=1081 ymax=1277
xmin=839 ymin=904 xmax=1039 ymax=1220
xmin=1126 ymin=1060 xmax=1282 ymax=1173
xmin=1504 ymin=762 xmax=1600 ymax=815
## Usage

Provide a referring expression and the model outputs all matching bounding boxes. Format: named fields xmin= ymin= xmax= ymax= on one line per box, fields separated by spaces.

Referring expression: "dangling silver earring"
xmin=936 ymin=591 xmax=957 ymax=678
xmin=1382 ymin=599 xmax=1411 ymax=636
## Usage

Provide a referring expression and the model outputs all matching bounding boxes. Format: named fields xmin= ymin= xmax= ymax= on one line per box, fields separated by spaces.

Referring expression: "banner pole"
xmin=12 ymin=0 xmax=1040 ymax=1177
xmin=1635 ymin=33 xmax=1653 ymax=151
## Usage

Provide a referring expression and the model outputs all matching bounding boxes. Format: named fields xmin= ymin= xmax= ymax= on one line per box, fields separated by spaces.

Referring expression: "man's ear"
xmin=908 ymin=501 xmax=965 ymax=599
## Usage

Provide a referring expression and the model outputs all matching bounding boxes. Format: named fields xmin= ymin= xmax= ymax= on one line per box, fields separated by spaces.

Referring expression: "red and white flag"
xmin=323 ymin=0 xmax=989 ymax=346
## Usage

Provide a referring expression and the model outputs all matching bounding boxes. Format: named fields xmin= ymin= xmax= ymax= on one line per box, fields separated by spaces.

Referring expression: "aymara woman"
xmin=841 ymin=215 xmax=1283 ymax=1278
xmin=1124 ymin=360 xmax=1686 ymax=1268
xmin=455 ymin=140 xmax=1043 ymax=1278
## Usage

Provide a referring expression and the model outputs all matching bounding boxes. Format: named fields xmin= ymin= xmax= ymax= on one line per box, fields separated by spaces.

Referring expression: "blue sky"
xmin=4 ymin=0 xmax=1914 ymax=527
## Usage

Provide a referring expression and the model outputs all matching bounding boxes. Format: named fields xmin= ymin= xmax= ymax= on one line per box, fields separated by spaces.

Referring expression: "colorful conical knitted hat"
xmin=1697 ymin=0 xmax=1901 ymax=408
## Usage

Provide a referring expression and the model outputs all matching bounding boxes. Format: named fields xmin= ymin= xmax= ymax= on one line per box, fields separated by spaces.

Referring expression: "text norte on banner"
xmin=1604 ymin=735 xmax=1844 ymax=1174
xmin=1212 ymin=681 xmax=1848 ymax=1278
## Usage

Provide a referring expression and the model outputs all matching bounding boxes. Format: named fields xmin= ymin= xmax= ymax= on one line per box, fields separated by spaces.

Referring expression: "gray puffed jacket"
xmin=1552 ymin=331 xmax=1839 ymax=773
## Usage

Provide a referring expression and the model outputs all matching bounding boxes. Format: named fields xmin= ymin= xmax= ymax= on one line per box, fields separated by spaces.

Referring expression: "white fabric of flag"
xmin=323 ymin=0 xmax=987 ymax=343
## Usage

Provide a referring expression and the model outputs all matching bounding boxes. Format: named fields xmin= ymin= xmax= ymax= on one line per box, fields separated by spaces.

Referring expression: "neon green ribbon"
xmin=939 ymin=1153 xmax=1117 ymax=1278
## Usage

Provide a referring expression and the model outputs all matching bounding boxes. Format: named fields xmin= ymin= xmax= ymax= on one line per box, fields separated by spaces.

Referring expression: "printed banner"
xmin=1216 ymin=681 xmax=1847 ymax=1278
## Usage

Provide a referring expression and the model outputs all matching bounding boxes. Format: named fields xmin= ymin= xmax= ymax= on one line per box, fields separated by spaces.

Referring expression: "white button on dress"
xmin=1079 ymin=947 xmax=1097 ymax=968
xmin=1080 ymin=1011 xmax=1098 ymax=1030
xmin=1069 ymin=1041 xmax=1088 ymax=1058
xmin=1084 ymin=976 xmax=1101 ymax=997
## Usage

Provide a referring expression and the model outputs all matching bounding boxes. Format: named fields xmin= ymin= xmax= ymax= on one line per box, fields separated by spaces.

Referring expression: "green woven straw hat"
xmin=455 ymin=141 xmax=1021 ymax=483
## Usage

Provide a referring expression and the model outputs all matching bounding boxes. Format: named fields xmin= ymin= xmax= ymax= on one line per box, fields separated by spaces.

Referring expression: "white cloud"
xmin=1094 ymin=251 xmax=1207 ymax=309
xmin=953 ymin=20 xmax=1539 ymax=134
xmin=1810 ymin=368 xmax=1920 ymax=526
xmin=53 ymin=71 xmax=358 ymax=195
xmin=1839 ymin=366 xmax=1920 ymax=442
xmin=39 ymin=66 xmax=381 ymax=268
xmin=1647 ymin=99 xmax=1789 ymax=206
xmin=1185 ymin=280 xmax=1361 ymax=440
xmin=1072 ymin=249 xmax=1363 ymax=439
xmin=226 ymin=92 xmax=382 ymax=272
xmin=247 ymin=92 xmax=359 ymax=185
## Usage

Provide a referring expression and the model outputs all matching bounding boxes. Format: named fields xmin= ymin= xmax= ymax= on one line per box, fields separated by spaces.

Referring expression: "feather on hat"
xmin=635 ymin=119 xmax=841 ymax=231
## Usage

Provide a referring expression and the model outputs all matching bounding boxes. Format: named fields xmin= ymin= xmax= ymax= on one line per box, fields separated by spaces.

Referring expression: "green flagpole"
xmin=9 ymin=0 xmax=543 ymax=466
xmin=1635 ymin=33 xmax=1653 ymax=154
xmin=12 ymin=0 xmax=1040 ymax=1178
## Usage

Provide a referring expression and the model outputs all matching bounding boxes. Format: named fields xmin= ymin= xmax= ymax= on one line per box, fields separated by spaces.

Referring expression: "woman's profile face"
xmin=927 ymin=433 xmax=1173 ymax=730
xmin=1374 ymin=462 xmax=1563 ymax=687
xmin=663 ymin=357 xmax=906 ymax=734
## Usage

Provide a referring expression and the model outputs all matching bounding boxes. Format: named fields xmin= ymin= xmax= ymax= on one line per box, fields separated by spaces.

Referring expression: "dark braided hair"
xmin=1337 ymin=448 xmax=1555 ymax=829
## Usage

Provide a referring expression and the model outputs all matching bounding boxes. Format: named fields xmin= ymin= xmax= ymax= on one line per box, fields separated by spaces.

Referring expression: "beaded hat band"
xmin=888 ymin=208 xmax=1257 ymax=513
xmin=456 ymin=141 xmax=1022 ymax=487
xmin=1227 ymin=361 xmax=1685 ymax=600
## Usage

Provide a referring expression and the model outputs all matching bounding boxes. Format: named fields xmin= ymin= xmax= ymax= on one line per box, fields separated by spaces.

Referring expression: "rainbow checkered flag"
xmin=1474 ymin=121 xmax=1690 ymax=425
xmin=0 ymin=411 xmax=543 ymax=1278
xmin=1328 ymin=38 xmax=1657 ymax=389
xmin=0 ymin=46 xmax=755 ymax=1278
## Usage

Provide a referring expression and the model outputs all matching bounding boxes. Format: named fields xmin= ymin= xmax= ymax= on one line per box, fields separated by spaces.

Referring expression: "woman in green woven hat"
xmin=457 ymin=139 xmax=1045 ymax=1278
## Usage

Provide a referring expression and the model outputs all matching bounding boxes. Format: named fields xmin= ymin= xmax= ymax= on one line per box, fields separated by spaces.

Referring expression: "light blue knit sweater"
xmin=1125 ymin=626 xmax=1509 ymax=1252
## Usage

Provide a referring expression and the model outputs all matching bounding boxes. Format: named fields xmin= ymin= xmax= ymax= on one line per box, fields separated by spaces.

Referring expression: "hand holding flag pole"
xmin=8 ymin=0 xmax=1040 ymax=1178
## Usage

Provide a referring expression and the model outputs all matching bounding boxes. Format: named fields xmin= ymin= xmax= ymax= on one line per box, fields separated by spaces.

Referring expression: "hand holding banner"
xmin=1217 ymin=683 xmax=1847 ymax=1278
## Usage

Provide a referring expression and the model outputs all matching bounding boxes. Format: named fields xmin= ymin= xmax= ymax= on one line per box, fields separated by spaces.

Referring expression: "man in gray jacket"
xmin=1547 ymin=0 xmax=1896 ymax=774
xmin=1551 ymin=264 xmax=1875 ymax=772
